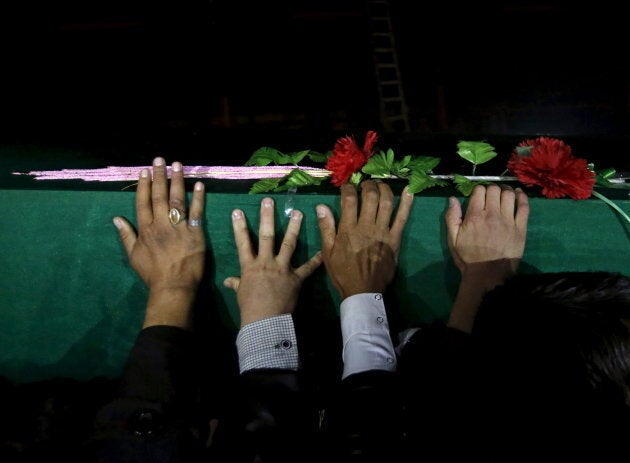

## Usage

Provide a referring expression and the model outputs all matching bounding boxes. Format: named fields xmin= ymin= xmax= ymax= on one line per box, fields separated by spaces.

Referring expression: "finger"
xmin=188 ymin=182 xmax=205 ymax=230
xmin=258 ymin=197 xmax=276 ymax=258
xmin=169 ymin=161 xmax=186 ymax=219
xmin=499 ymin=184 xmax=516 ymax=218
xmin=136 ymin=168 xmax=153 ymax=227
xmin=231 ymin=209 xmax=255 ymax=266
xmin=339 ymin=183 xmax=358 ymax=228
xmin=316 ymin=205 xmax=337 ymax=259
xmin=223 ymin=276 xmax=241 ymax=292
xmin=113 ymin=216 xmax=137 ymax=258
xmin=294 ymin=251 xmax=323 ymax=281
xmin=375 ymin=181 xmax=395 ymax=229
xmin=444 ymin=196 xmax=463 ymax=251
xmin=358 ymin=180 xmax=380 ymax=226
xmin=389 ymin=186 xmax=414 ymax=255
xmin=484 ymin=184 xmax=502 ymax=215
xmin=278 ymin=209 xmax=303 ymax=264
xmin=514 ymin=188 xmax=530 ymax=231
xmin=151 ymin=157 xmax=170 ymax=218
xmin=466 ymin=184 xmax=487 ymax=217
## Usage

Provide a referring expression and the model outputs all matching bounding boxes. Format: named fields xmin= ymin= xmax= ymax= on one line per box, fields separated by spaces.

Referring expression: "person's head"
xmin=472 ymin=272 xmax=630 ymax=426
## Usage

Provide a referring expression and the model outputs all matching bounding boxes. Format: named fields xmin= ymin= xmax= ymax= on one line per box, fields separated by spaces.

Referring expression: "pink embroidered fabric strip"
xmin=13 ymin=165 xmax=332 ymax=181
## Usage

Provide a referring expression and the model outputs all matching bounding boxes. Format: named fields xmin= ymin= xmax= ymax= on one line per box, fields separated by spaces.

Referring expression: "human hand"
xmin=113 ymin=157 xmax=206 ymax=328
xmin=316 ymin=180 xmax=414 ymax=300
xmin=224 ymin=197 xmax=322 ymax=327
xmin=445 ymin=184 xmax=529 ymax=333
xmin=445 ymin=184 xmax=529 ymax=286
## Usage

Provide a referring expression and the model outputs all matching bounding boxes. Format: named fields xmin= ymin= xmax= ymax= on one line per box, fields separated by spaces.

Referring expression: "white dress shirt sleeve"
xmin=340 ymin=293 xmax=397 ymax=379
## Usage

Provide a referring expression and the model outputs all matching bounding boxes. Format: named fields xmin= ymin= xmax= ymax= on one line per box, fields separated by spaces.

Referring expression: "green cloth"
xmin=1 ymin=186 xmax=629 ymax=383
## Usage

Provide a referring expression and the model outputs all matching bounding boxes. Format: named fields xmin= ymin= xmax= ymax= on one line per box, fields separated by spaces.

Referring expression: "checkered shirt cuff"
xmin=236 ymin=314 xmax=299 ymax=374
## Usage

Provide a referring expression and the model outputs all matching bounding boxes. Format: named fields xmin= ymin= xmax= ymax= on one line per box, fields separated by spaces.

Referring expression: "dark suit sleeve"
xmin=210 ymin=368 xmax=316 ymax=463
xmin=322 ymin=369 xmax=403 ymax=462
xmin=86 ymin=326 xmax=206 ymax=463
xmin=398 ymin=321 xmax=475 ymax=450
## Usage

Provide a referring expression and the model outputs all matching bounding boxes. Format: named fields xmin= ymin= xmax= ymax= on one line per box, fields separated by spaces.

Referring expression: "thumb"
xmin=444 ymin=197 xmax=462 ymax=251
xmin=223 ymin=276 xmax=241 ymax=292
xmin=113 ymin=217 xmax=137 ymax=258
xmin=316 ymin=205 xmax=336 ymax=258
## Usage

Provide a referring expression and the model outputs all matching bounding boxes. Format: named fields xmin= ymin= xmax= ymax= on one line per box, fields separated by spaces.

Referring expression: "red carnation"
xmin=325 ymin=131 xmax=378 ymax=186
xmin=507 ymin=137 xmax=595 ymax=199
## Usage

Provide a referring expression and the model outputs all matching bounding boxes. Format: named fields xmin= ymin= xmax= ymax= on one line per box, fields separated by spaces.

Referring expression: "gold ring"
xmin=169 ymin=207 xmax=186 ymax=225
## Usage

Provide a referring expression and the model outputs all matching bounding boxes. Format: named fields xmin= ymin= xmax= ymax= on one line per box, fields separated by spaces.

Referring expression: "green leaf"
xmin=452 ymin=175 xmax=475 ymax=196
xmin=286 ymin=150 xmax=311 ymax=165
xmin=515 ymin=146 xmax=532 ymax=158
xmin=307 ymin=151 xmax=328 ymax=163
xmin=593 ymin=167 xmax=630 ymax=189
xmin=452 ymin=174 xmax=492 ymax=196
xmin=349 ymin=172 xmax=363 ymax=187
xmin=362 ymin=151 xmax=392 ymax=177
xmin=386 ymin=148 xmax=395 ymax=167
xmin=407 ymin=171 xmax=448 ymax=194
xmin=407 ymin=156 xmax=441 ymax=173
xmin=274 ymin=169 xmax=323 ymax=191
xmin=392 ymin=165 xmax=410 ymax=178
xmin=245 ymin=147 xmax=321 ymax=166
xmin=591 ymin=163 xmax=616 ymax=187
xmin=249 ymin=178 xmax=282 ymax=194
xmin=457 ymin=141 xmax=498 ymax=165
xmin=245 ymin=147 xmax=292 ymax=166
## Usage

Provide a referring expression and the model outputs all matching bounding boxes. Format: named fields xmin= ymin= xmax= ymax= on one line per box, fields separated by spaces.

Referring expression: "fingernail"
xmin=232 ymin=210 xmax=243 ymax=220
xmin=404 ymin=186 xmax=413 ymax=196
xmin=194 ymin=182 xmax=204 ymax=191
xmin=515 ymin=187 xmax=523 ymax=193
xmin=291 ymin=210 xmax=302 ymax=221
xmin=153 ymin=157 xmax=164 ymax=166
xmin=140 ymin=169 xmax=149 ymax=178
xmin=113 ymin=217 xmax=123 ymax=229
xmin=449 ymin=197 xmax=458 ymax=207
xmin=262 ymin=198 xmax=273 ymax=208
xmin=316 ymin=205 xmax=327 ymax=218
xmin=172 ymin=162 xmax=182 ymax=172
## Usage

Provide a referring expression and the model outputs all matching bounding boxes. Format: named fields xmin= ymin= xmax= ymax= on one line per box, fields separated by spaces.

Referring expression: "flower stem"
xmin=591 ymin=190 xmax=630 ymax=224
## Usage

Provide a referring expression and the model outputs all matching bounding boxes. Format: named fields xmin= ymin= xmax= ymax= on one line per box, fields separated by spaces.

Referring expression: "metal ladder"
xmin=366 ymin=0 xmax=410 ymax=132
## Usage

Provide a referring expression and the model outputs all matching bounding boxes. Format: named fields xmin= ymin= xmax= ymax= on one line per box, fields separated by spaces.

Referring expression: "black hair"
xmin=472 ymin=272 xmax=630 ymax=423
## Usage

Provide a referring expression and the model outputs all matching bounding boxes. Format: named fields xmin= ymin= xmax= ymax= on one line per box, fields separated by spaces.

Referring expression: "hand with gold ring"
xmin=113 ymin=157 xmax=206 ymax=329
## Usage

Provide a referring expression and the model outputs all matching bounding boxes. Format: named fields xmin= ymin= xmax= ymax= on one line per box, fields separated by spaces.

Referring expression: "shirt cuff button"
xmin=376 ymin=316 xmax=384 ymax=324
xmin=374 ymin=294 xmax=382 ymax=300
xmin=280 ymin=339 xmax=293 ymax=349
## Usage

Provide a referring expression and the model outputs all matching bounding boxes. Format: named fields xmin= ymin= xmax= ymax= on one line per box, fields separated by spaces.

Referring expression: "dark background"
xmin=2 ymin=0 xmax=629 ymax=170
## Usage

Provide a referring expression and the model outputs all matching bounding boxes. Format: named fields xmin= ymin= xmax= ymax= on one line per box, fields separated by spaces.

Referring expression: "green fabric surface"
xmin=1 ymin=188 xmax=629 ymax=383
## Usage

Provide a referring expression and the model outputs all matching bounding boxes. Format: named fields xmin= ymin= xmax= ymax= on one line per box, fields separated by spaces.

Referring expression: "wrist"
xmin=448 ymin=265 xmax=512 ymax=334
xmin=459 ymin=260 xmax=516 ymax=292
xmin=143 ymin=287 xmax=197 ymax=330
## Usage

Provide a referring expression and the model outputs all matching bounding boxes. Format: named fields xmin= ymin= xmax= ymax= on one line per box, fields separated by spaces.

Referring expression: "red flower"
xmin=325 ymin=131 xmax=378 ymax=186
xmin=507 ymin=137 xmax=595 ymax=199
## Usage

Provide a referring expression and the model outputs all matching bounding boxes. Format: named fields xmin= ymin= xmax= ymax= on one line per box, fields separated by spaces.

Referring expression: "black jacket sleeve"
xmin=398 ymin=321 xmax=476 ymax=451
xmin=210 ymin=368 xmax=317 ymax=463
xmin=322 ymin=369 xmax=404 ymax=462
xmin=86 ymin=326 xmax=206 ymax=463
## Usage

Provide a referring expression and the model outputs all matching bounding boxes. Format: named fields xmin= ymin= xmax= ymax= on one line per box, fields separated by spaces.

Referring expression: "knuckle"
xmin=281 ymin=241 xmax=296 ymax=252
xmin=364 ymin=189 xmax=379 ymax=202
xmin=380 ymin=197 xmax=394 ymax=209
xmin=170 ymin=198 xmax=185 ymax=209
